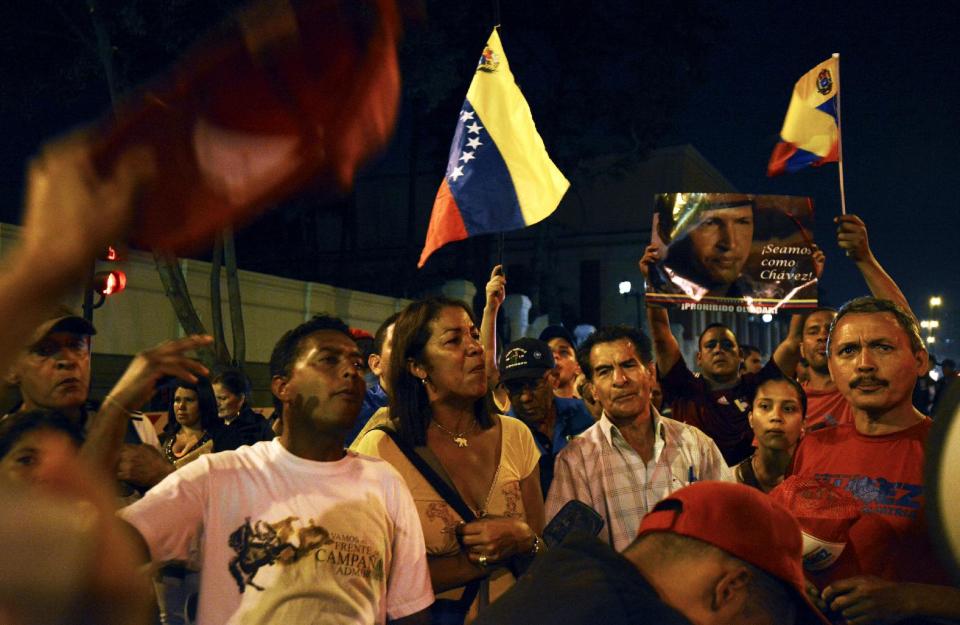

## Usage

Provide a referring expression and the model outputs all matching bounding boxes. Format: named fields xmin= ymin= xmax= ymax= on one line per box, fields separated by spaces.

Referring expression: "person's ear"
xmin=270 ymin=376 xmax=289 ymax=405
xmin=711 ymin=565 xmax=751 ymax=613
xmin=238 ymin=393 xmax=246 ymax=408
xmin=408 ymin=359 xmax=427 ymax=381
xmin=369 ymin=353 xmax=383 ymax=378
xmin=747 ymin=410 xmax=755 ymax=430
xmin=916 ymin=349 xmax=930 ymax=377
xmin=4 ymin=367 xmax=19 ymax=385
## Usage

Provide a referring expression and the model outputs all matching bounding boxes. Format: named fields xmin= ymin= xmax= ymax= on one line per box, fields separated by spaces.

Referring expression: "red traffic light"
xmin=93 ymin=270 xmax=127 ymax=296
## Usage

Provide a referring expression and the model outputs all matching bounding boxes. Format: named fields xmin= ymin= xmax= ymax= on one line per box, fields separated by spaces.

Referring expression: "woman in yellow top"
xmin=355 ymin=297 xmax=544 ymax=624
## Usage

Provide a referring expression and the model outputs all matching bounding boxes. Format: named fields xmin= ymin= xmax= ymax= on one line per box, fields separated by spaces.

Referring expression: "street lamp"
xmin=618 ymin=281 xmax=642 ymax=328
xmin=926 ymin=297 xmax=944 ymax=349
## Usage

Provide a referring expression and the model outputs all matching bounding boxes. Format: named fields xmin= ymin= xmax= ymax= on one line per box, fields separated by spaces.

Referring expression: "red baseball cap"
xmin=638 ymin=481 xmax=829 ymax=625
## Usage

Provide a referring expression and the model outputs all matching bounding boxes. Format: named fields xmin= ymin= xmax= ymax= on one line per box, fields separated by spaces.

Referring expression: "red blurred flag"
xmin=92 ymin=0 xmax=402 ymax=253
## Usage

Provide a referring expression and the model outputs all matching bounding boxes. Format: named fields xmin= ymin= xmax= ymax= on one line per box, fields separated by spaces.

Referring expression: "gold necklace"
xmin=432 ymin=419 xmax=474 ymax=448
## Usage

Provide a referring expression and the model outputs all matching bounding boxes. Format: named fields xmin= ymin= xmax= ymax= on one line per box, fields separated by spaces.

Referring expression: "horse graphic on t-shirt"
xmin=228 ymin=515 xmax=333 ymax=593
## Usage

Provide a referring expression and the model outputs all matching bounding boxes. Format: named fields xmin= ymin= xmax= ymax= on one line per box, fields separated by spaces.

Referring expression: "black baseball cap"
xmin=538 ymin=325 xmax=576 ymax=348
xmin=499 ymin=338 xmax=556 ymax=383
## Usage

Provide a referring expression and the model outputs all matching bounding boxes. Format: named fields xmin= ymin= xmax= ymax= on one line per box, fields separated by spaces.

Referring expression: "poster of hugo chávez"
xmin=645 ymin=193 xmax=818 ymax=313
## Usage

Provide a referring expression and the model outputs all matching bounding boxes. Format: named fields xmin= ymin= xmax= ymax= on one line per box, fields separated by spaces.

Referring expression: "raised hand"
xmin=105 ymin=335 xmax=213 ymax=412
xmin=835 ymin=214 xmax=873 ymax=263
xmin=638 ymin=244 xmax=661 ymax=280
xmin=485 ymin=265 xmax=507 ymax=311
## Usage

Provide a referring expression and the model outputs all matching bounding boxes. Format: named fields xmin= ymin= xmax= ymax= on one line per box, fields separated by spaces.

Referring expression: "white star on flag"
xmin=459 ymin=151 xmax=475 ymax=163
xmin=466 ymin=122 xmax=483 ymax=134
xmin=466 ymin=136 xmax=482 ymax=149
xmin=459 ymin=110 xmax=475 ymax=122
xmin=450 ymin=165 xmax=465 ymax=181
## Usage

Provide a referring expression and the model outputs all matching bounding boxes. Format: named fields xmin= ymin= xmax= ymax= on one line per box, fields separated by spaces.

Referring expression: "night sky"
xmin=662 ymin=1 xmax=959 ymax=359
xmin=1 ymin=1 xmax=957 ymax=357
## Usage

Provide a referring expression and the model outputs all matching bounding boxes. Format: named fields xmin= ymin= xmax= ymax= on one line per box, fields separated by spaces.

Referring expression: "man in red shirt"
xmin=796 ymin=307 xmax=854 ymax=431
xmin=786 ymin=215 xmax=914 ymax=431
xmin=789 ymin=297 xmax=960 ymax=623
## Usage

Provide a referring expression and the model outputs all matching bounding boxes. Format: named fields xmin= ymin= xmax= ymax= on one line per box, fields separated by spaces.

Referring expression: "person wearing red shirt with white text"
xmin=790 ymin=297 xmax=960 ymax=624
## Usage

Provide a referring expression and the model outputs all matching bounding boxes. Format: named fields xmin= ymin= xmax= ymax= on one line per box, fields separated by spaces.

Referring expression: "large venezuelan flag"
xmin=767 ymin=56 xmax=840 ymax=177
xmin=418 ymin=29 xmax=569 ymax=267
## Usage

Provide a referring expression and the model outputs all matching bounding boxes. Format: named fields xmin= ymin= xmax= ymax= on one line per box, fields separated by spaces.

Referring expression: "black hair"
xmin=388 ymin=297 xmax=494 ymax=447
xmin=740 ymin=344 xmax=761 ymax=357
xmin=801 ymin=307 xmax=838 ymax=333
xmin=373 ymin=312 xmax=402 ymax=355
xmin=828 ymin=297 xmax=923 ymax=355
xmin=212 ymin=368 xmax=251 ymax=398
xmin=576 ymin=325 xmax=653 ymax=380
xmin=698 ymin=322 xmax=738 ymax=350
xmin=754 ymin=374 xmax=807 ymax=418
xmin=0 ymin=409 xmax=84 ymax=459
xmin=268 ymin=314 xmax=354 ymax=414
xmin=163 ymin=377 xmax=220 ymax=439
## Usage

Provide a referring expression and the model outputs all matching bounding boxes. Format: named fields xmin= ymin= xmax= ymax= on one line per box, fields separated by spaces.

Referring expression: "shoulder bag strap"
xmin=374 ymin=426 xmax=483 ymax=613
xmin=375 ymin=426 xmax=477 ymax=522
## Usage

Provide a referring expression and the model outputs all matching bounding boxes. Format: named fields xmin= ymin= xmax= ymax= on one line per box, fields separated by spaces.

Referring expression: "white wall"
xmin=0 ymin=223 xmax=411 ymax=362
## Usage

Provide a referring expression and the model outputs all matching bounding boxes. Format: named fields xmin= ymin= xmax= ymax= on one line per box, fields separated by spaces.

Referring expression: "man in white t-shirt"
xmin=121 ymin=315 xmax=433 ymax=625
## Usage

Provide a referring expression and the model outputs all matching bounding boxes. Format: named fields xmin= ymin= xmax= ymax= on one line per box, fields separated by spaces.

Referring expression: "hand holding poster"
xmin=644 ymin=193 xmax=818 ymax=313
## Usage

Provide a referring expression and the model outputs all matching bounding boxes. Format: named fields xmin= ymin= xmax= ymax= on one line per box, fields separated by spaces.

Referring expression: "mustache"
xmin=850 ymin=376 xmax=889 ymax=389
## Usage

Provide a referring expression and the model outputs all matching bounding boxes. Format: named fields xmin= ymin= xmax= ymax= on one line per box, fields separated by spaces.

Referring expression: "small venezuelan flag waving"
xmin=767 ymin=56 xmax=840 ymax=177
xmin=418 ymin=28 xmax=569 ymax=267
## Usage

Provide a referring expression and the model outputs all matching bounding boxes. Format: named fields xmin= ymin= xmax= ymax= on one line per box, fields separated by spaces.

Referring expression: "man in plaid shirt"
xmin=545 ymin=326 xmax=732 ymax=552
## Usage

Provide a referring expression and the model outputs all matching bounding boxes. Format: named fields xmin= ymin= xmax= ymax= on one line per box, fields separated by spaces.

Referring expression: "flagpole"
xmin=833 ymin=52 xmax=848 ymax=216
xmin=493 ymin=0 xmax=502 ymax=265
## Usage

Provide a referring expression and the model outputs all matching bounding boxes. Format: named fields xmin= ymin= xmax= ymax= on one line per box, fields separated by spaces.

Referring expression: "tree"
xmin=0 ymin=0 xmax=247 ymax=369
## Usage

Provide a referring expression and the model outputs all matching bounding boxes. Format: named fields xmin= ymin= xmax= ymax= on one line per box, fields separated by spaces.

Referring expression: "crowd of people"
xmin=0 ymin=136 xmax=958 ymax=625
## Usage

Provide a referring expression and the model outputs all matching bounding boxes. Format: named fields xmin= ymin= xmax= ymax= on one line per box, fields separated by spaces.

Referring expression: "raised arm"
xmin=639 ymin=245 xmax=681 ymax=374
xmin=82 ymin=335 xmax=212 ymax=484
xmin=836 ymin=214 xmax=915 ymax=318
xmin=772 ymin=245 xmax=823 ymax=376
xmin=480 ymin=265 xmax=508 ymax=409
xmin=0 ymin=134 xmax=154 ymax=375
xmin=772 ymin=312 xmax=806 ymax=377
